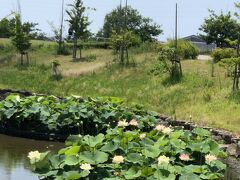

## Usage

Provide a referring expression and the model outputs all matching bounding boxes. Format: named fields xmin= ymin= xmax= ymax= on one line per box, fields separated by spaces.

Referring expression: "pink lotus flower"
xmin=179 ymin=154 xmax=190 ymax=161
xmin=129 ymin=119 xmax=138 ymax=126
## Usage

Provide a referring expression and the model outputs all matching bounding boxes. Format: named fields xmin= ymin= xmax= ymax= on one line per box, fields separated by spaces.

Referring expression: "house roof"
xmin=182 ymin=35 xmax=205 ymax=43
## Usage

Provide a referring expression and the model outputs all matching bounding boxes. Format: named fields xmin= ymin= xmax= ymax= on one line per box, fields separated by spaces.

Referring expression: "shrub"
xmin=130 ymin=41 xmax=160 ymax=54
xmin=29 ymin=126 xmax=226 ymax=179
xmin=167 ymin=39 xmax=200 ymax=60
xmin=0 ymin=94 xmax=157 ymax=135
xmin=110 ymin=31 xmax=141 ymax=52
xmin=81 ymin=42 xmax=111 ymax=49
xmin=211 ymin=48 xmax=236 ymax=62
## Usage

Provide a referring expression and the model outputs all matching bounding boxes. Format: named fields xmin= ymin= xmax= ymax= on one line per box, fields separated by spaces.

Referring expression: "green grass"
xmin=0 ymin=39 xmax=240 ymax=134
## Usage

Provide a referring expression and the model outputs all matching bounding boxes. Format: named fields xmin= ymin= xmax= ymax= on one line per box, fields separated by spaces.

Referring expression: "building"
xmin=182 ymin=35 xmax=216 ymax=53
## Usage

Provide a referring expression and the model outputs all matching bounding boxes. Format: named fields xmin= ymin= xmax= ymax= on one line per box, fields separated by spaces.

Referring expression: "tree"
xmin=0 ymin=18 xmax=15 ymax=38
xmin=99 ymin=6 xmax=162 ymax=42
xmin=199 ymin=10 xmax=239 ymax=48
xmin=110 ymin=30 xmax=140 ymax=64
xmin=11 ymin=13 xmax=31 ymax=65
xmin=66 ymin=0 xmax=91 ymax=60
xmin=0 ymin=17 xmax=41 ymax=39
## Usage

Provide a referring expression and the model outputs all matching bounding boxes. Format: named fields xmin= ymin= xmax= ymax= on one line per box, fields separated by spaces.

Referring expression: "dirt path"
xmin=197 ymin=55 xmax=212 ymax=61
xmin=62 ymin=61 xmax=109 ymax=76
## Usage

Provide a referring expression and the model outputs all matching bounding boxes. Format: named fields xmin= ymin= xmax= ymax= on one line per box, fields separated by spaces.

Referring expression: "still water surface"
xmin=0 ymin=134 xmax=240 ymax=180
xmin=0 ymin=134 xmax=63 ymax=180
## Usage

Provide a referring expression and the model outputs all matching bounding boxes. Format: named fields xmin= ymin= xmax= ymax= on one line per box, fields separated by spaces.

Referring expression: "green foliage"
xmin=80 ymin=42 xmax=110 ymax=49
xmin=0 ymin=94 xmax=157 ymax=135
xmin=0 ymin=17 xmax=41 ymax=39
xmin=66 ymin=0 xmax=91 ymax=59
xmin=0 ymin=18 xmax=15 ymax=38
xmin=130 ymin=41 xmax=160 ymax=54
xmin=100 ymin=6 xmax=162 ymax=42
xmin=151 ymin=45 xmax=182 ymax=80
xmin=167 ymin=40 xmax=200 ymax=60
xmin=11 ymin=14 xmax=31 ymax=55
xmin=151 ymin=46 xmax=175 ymax=75
xmin=29 ymin=126 xmax=226 ymax=179
xmin=110 ymin=31 xmax=141 ymax=52
xmin=66 ymin=0 xmax=91 ymax=41
xmin=211 ymin=48 xmax=236 ymax=63
xmin=199 ymin=10 xmax=239 ymax=48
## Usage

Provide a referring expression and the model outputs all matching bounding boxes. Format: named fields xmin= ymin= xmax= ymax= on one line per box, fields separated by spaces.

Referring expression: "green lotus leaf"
xmin=128 ymin=142 xmax=140 ymax=149
xmin=79 ymin=150 xmax=109 ymax=164
xmin=184 ymin=165 xmax=205 ymax=174
xmin=179 ymin=173 xmax=201 ymax=180
xmin=83 ymin=134 xmax=105 ymax=148
xmin=123 ymin=167 xmax=142 ymax=179
xmin=64 ymin=155 xmax=79 ymax=166
xmin=4 ymin=108 xmax=16 ymax=119
xmin=142 ymin=145 xmax=160 ymax=158
xmin=141 ymin=167 xmax=154 ymax=177
xmin=65 ymin=135 xmax=82 ymax=146
xmin=63 ymin=171 xmax=81 ymax=180
xmin=192 ymin=128 xmax=211 ymax=137
xmin=170 ymin=139 xmax=186 ymax=150
xmin=153 ymin=169 xmax=176 ymax=180
xmin=126 ymin=153 xmax=144 ymax=164
xmin=123 ymin=131 xmax=138 ymax=141
xmin=49 ymin=154 xmax=65 ymax=168
xmin=169 ymin=130 xmax=184 ymax=139
xmin=80 ymin=170 xmax=90 ymax=177
xmin=63 ymin=146 xmax=80 ymax=156
xmin=140 ymin=137 xmax=155 ymax=147
xmin=100 ymin=141 xmax=119 ymax=152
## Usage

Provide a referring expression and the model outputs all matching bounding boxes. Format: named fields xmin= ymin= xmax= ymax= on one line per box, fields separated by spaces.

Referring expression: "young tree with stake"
xmin=11 ymin=13 xmax=31 ymax=65
xmin=66 ymin=0 xmax=91 ymax=60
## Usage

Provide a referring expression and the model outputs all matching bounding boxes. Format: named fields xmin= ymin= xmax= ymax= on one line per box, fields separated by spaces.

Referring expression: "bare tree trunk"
xmin=72 ymin=37 xmax=77 ymax=60
xmin=20 ymin=53 xmax=23 ymax=65
xmin=26 ymin=53 xmax=29 ymax=65
xmin=126 ymin=47 xmax=129 ymax=65
xmin=79 ymin=47 xmax=82 ymax=59
xmin=236 ymin=63 xmax=240 ymax=90
xmin=120 ymin=45 xmax=124 ymax=64
xmin=233 ymin=64 xmax=237 ymax=91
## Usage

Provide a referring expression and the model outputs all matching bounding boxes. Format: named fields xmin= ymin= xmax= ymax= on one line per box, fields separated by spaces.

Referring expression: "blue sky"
xmin=0 ymin=0 xmax=237 ymax=40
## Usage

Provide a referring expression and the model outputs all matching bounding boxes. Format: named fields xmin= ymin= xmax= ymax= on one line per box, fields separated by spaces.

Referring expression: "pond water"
xmin=0 ymin=134 xmax=63 ymax=180
xmin=0 ymin=134 xmax=240 ymax=180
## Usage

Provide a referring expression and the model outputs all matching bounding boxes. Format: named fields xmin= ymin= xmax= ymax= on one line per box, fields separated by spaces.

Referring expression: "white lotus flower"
xmin=28 ymin=151 xmax=41 ymax=161
xmin=140 ymin=133 xmax=146 ymax=139
xmin=155 ymin=124 xmax=166 ymax=131
xmin=158 ymin=155 xmax=170 ymax=165
xmin=112 ymin=155 xmax=124 ymax=164
xmin=80 ymin=163 xmax=92 ymax=170
xmin=162 ymin=127 xmax=172 ymax=134
xmin=205 ymin=154 xmax=217 ymax=163
xmin=117 ymin=120 xmax=128 ymax=127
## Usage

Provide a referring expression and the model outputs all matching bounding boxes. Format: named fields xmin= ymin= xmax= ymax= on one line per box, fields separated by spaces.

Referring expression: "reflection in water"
xmin=0 ymin=134 xmax=63 ymax=180
xmin=224 ymin=157 xmax=240 ymax=180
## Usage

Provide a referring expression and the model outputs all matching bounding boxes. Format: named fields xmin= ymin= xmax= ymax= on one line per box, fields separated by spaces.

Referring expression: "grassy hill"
xmin=0 ymin=38 xmax=240 ymax=133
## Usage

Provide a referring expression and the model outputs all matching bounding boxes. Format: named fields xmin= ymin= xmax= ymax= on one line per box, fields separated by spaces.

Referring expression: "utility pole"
xmin=124 ymin=0 xmax=129 ymax=63
xmin=58 ymin=0 xmax=65 ymax=54
xmin=175 ymin=3 xmax=178 ymax=58
xmin=173 ymin=3 xmax=182 ymax=76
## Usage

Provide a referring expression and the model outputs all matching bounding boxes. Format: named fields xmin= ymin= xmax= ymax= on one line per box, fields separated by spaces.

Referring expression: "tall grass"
xmin=0 ymin=40 xmax=240 ymax=133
